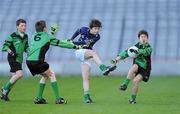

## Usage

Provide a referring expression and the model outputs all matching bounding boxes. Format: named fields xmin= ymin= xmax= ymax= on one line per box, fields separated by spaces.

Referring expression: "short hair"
xmin=89 ymin=19 xmax=102 ymax=29
xmin=16 ymin=19 xmax=26 ymax=26
xmin=35 ymin=20 xmax=46 ymax=32
xmin=138 ymin=30 xmax=148 ymax=38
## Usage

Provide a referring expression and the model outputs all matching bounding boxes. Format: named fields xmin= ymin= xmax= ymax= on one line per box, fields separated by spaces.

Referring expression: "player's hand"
xmin=129 ymin=49 xmax=138 ymax=54
xmin=51 ymin=23 xmax=58 ymax=35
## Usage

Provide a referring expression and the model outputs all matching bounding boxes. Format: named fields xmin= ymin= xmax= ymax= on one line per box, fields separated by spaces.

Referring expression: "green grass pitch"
xmin=0 ymin=76 xmax=180 ymax=114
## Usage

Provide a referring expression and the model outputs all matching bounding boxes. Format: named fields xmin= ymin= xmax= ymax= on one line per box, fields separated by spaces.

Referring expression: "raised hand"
xmin=51 ymin=23 xmax=59 ymax=35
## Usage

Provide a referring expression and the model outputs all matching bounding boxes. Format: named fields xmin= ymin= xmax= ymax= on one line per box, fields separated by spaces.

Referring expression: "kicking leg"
xmin=84 ymin=50 xmax=115 ymax=75
xmin=84 ymin=50 xmax=102 ymax=65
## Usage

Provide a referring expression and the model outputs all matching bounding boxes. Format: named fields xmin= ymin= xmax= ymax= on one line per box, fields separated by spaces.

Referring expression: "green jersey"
xmin=2 ymin=32 xmax=29 ymax=63
xmin=118 ymin=42 xmax=152 ymax=70
xmin=27 ymin=32 xmax=75 ymax=61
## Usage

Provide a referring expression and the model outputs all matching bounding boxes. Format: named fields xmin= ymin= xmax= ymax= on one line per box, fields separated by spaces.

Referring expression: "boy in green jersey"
xmin=111 ymin=30 xmax=152 ymax=104
xmin=26 ymin=20 xmax=80 ymax=104
xmin=1 ymin=19 xmax=29 ymax=101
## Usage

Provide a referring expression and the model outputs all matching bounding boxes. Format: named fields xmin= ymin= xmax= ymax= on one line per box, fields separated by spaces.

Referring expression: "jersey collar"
xmin=16 ymin=31 xmax=26 ymax=39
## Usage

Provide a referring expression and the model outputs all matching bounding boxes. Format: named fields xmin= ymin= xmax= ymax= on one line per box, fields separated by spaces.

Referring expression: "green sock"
xmin=131 ymin=94 xmax=136 ymax=100
xmin=124 ymin=78 xmax=130 ymax=86
xmin=3 ymin=81 xmax=13 ymax=90
xmin=37 ymin=83 xmax=45 ymax=99
xmin=99 ymin=64 xmax=107 ymax=71
xmin=51 ymin=81 xmax=60 ymax=100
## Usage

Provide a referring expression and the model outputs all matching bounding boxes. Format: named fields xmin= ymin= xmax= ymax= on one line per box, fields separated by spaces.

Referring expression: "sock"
xmin=99 ymin=64 xmax=107 ymax=71
xmin=131 ymin=94 xmax=136 ymax=100
xmin=37 ymin=83 xmax=45 ymax=99
xmin=3 ymin=81 xmax=13 ymax=90
xmin=123 ymin=78 xmax=130 ymax=86
xmin=51 ymin=81 xmax=60 ymax=100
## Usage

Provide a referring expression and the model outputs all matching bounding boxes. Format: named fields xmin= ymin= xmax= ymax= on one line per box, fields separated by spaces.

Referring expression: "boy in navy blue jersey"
xmin=70 ymin=19 xmax=115 ymax=103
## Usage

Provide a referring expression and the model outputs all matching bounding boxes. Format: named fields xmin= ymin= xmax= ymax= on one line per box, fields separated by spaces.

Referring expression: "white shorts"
xmin=75 ymin=49 xmax=91 ymax=66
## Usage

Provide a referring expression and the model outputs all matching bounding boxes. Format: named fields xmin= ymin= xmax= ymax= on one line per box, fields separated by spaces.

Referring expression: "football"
xmin=127 ymin=46 xmax=138 ymax=58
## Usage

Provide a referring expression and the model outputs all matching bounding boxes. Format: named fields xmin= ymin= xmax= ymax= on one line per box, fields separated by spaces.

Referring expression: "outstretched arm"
xmin=50 ymin=38 xmax=77 ymax=49
xmin=110 ymin=50 xmax=129 ymax=65
xmin=49 ymin=25 xmax=78 ymax=49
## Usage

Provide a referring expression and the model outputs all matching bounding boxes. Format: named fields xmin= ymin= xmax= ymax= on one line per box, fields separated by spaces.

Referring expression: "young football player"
xmin=111 ymin=30 xmax=152 ymax=104
xmin=26 ymin=20 xmax=81 ymax=104
xmin=1 ymin=19 xmax=29 ymax=101
xmin=70 ymin=19 xmax=116 ymax=103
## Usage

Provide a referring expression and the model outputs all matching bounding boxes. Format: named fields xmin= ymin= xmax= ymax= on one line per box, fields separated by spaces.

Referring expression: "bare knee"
xmin=131 ymin=64 xmax=138 ymax=72
xmin=49 ymin=70 xmax=55 ymax=77
xmin=85 ymin=50 xmax=95 ymax=57
xmin=46 ymin=69 xmax=56 ymax=79
xmin=133 ymin=78 xmax=140 ymax=84
xmin=16 ymin=71 xmax=23 ymax=78
xmin=42 ymin=69 xmax=55 ymax=77
xmin=42 ymin=76 xmax=49 ymax=80
xmin=40 ymin=76 xmax=49 ymax=83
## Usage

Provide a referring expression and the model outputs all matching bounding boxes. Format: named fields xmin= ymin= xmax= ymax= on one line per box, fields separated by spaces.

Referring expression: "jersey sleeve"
xmin=24 ymin=39 xmax=29 ymax=53
xmin=72 ymin=40 xmax=86 ymax=45
xmin=117 ymin=50 xmax=129 ymax=59
xmin=72 ymin=38 xmax=99 ymax=45
xmin=137 ymin=45 xmax=152 ymax=56
xmin=1 ymin=35 xmax=13 ymax=51
xmin=49 ymin=34 xmax=75 ymax=49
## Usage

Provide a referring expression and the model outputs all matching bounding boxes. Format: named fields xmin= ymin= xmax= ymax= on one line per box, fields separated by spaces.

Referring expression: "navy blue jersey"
xmin=71 ymin=27 xmax=100 ymax=49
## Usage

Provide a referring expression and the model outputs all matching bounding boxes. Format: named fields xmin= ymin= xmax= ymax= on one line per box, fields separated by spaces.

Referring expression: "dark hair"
xmin=35 ymin=20 xmax=46 ymax=32
xmin=138 ymin=30 xmax=148 ymax=38
xmin=16 ymin=19 xmax=26 ymax=26
xmin=89 ymin=19 xmax=102 ymax=29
